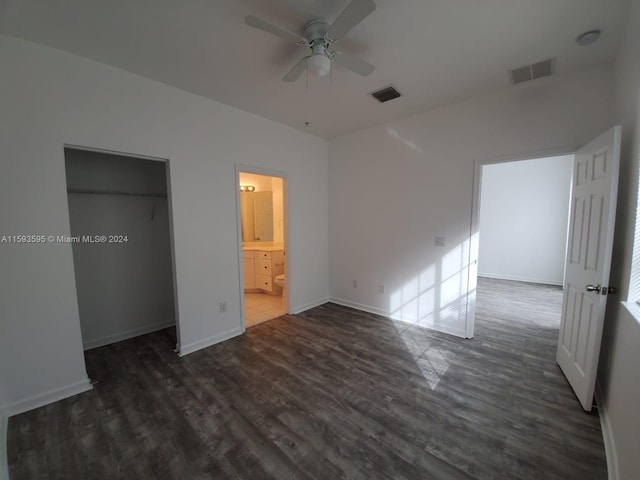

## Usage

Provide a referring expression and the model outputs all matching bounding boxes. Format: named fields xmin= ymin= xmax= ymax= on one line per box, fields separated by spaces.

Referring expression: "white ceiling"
xmin=0 ymin=0 xmax=629 ymax=138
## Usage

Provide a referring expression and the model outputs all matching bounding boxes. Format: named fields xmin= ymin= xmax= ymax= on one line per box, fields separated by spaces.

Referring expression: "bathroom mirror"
xmin=240 ymin=191 xmax=273 ymax=242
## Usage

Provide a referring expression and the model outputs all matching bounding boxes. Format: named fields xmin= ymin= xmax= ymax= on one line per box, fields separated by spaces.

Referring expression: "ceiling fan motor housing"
xmin=304 ymin=19 xmax=330 ymax=44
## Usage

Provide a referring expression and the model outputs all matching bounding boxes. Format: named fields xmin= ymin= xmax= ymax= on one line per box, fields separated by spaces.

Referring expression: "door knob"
xmin=586 ymin=284 xmax=601 ymax=293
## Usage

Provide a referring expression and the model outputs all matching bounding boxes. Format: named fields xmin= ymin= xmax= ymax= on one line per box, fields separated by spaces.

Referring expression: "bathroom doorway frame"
xmin=234 ymin=164 xmax=290 ymax=332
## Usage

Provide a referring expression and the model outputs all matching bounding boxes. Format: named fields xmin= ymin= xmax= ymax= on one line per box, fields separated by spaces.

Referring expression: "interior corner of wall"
xmin=0 ymin=404 xmax=8 ymax=480
xmin=595 ymin=381 xmax=620 ymax=480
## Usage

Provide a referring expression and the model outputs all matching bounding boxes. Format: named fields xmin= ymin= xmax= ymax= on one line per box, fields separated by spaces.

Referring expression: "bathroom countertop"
xmin=242 ymin=242 xmax=284 ymax=252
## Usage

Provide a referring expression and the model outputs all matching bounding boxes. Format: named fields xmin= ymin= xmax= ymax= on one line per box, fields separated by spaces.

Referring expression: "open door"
xmin=557 ymin=126 xmax=621 ymax=411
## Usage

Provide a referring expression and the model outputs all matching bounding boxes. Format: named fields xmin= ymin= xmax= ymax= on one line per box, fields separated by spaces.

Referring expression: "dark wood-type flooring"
xmin=8 ymin=278 xmax=607 ymax=479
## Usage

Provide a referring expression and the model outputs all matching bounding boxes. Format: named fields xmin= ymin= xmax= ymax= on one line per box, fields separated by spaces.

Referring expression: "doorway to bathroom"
xmin=236 ymin=168 xmax=289 ymax=328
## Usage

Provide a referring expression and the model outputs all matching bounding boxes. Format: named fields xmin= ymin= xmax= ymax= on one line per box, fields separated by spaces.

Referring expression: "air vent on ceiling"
xmin=509 ymin=58 xmax=555 ymax=85
xmin=370 ymin=85 xmax=402 ymax=103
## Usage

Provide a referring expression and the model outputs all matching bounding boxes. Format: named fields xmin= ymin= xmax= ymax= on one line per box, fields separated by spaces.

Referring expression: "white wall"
xmin=329 ymin=64 xmax=614 ymax=337
xmin=478 ymin=155 xmax=573 ymax=285
xmin=597 ymin=1 xmax=640 ymax=478
xmin=0 ymin=34 xmax=329 ymax=415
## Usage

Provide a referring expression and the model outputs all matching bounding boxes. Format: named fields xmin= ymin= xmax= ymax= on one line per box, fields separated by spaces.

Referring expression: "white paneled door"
xmin=557 ymin=126 xmax=621 ymax=411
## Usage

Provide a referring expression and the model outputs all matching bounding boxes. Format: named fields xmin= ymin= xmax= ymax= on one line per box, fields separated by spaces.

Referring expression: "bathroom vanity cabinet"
xmin=242 ymin=250 xmax=256 ymax=289
xmin=256 ymin=250 xmax=284 ymax=293
xmin=243 ymin=248 xmax=284 ymax=294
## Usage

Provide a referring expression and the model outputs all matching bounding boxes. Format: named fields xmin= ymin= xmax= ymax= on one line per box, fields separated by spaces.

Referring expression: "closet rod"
xmin=67 ymin=188 xmax=167 ymax=198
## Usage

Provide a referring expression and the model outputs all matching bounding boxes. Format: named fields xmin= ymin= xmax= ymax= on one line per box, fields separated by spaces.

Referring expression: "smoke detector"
xmin=576 ymin=30 xmax=601 ymax=46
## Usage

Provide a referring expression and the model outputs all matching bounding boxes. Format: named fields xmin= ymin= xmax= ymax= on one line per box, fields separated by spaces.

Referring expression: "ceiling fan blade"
xmin=283 ymin=56 xmax=310 ymax=82
xmin=332 ymin=52 xmax=375 ymax=76
xmin=245 ymin=15 xmax=308 ymax=45
xmin=326 ymin=0 xmax=376 ymax=41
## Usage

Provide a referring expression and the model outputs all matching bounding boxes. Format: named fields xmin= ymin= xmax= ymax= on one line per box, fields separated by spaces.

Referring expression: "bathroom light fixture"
xmin=576 ymin=30 xmax=601 ymax=46
xmin=239 ymin=185 xmax=256 ymax=192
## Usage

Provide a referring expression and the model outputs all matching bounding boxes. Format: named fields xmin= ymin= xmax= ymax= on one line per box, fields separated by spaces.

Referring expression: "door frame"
xmin=466 ymin=145 xmax=577 ymax=338
xmin=63 ymin=143 xmax=183 ymax=352
xmin=235 ymin=164 xmax=290 ymax=332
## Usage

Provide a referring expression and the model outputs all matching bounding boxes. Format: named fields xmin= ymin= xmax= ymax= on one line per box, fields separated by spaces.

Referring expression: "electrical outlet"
xmin=219 ymin=301 xmax=227 ymax=313
xmin=435 ymin=236 xmax=446 ymax=247
xmin=352 ymin=280 xmax=357 ymax=288
xmin=379 ymin=285 xmax=384 ymax=294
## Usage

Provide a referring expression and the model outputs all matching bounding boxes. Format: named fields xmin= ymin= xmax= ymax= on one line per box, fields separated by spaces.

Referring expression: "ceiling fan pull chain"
xmin=330 ymin=61 xmax=333 ymax=89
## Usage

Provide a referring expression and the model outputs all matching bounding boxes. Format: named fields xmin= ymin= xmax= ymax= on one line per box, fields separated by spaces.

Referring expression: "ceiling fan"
xmin=245 ymin=0 xmax=376 ymax=83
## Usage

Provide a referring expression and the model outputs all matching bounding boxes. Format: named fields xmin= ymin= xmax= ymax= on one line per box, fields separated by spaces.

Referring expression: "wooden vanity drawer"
xmin=258 ymin=251 xmax=272 ymax=260
xmin=261 ymin=276 xmax=273 ymax=292
xmin=258 ymin=259 xmax=272 ymax=275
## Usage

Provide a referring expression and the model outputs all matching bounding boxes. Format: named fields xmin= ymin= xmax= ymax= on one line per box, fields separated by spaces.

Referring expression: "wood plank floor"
xmin=7 ymin=278 xmax=607 ymax=479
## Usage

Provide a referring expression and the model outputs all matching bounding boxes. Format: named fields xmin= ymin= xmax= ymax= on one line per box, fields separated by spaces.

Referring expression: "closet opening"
xmin=64 ymin=146 xmax=179 ymax=352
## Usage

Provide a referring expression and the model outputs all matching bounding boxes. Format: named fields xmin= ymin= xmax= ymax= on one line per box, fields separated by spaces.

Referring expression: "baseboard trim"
xmin=3 ymin=378 xmax=93 ymax=417
xmin=0 ymin=407 xmax=8 ymax=480
xmin=83 ymin=320 xmax=176 ymax=350
xmin=329 ymin=297 xmax=390 ymax=317
xmin=291 ymin=297 xmax=330 ymax=315
xmin=393 ymin=318 xmax=467 ymax=338
xmin=178 ymin=326 xmax=243 ymax=357
xmin=478 ymin=273 xmax=563 ymax=286
xmin=595 ymin=382 xmax=619 ymax=480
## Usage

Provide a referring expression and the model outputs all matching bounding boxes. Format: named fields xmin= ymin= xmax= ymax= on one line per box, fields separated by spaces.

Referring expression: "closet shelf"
xmin=67 ymin=188 xmax=167 ymax=198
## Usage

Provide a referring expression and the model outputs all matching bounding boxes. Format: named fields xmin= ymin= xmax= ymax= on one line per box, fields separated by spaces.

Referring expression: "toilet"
xmin=275 ymin=273 xmax=286 ymax=302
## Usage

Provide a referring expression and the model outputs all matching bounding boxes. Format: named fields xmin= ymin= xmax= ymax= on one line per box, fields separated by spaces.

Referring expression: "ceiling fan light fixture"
xmin=308 ymin=53 xmax=331 ymax=77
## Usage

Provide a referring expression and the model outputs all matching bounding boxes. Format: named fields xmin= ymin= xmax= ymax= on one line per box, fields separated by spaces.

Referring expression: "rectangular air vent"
xmin=509 ymin=58 xmax=555 ymax=85
xmin=370 ymin=85 xmax=402 ymax=103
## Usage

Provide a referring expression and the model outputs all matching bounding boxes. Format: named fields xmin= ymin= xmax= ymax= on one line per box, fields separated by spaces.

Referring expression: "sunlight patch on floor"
xmin=416 ymin=348 xmax=453 ymax=390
